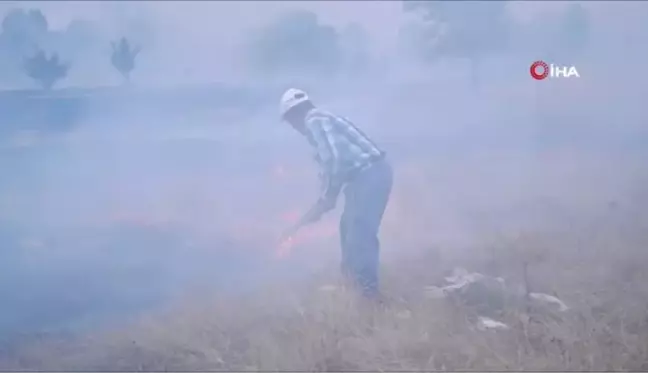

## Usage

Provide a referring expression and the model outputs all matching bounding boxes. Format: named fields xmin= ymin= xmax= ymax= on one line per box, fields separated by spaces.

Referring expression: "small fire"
xmin=274 ymin=221 xmax=337 ymax=259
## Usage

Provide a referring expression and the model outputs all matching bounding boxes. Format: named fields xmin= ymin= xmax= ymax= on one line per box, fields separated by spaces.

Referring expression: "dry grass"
xmin=2 ymin=153 xmax=648 ymax=371
xmin=3 ymin=218 xmax=648 ymax=372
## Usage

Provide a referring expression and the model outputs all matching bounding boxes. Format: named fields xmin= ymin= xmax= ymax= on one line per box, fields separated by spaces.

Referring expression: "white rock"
xmin=444 ymin=267 xmax=484 ymax=287
xmin=530 ymin=292 xmax=569 ymax=311
xmin=477 ymin=316 xmax=509 ymax=330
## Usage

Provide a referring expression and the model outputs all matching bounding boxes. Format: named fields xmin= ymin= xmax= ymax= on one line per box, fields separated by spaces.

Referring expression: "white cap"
xmin=280 ymin=88 xmax=309 ymax=117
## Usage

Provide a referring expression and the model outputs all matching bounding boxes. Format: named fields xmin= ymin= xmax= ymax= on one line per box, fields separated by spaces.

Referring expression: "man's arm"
xmin=306 ymin=115 xmax=344 ymax=207
xmin=281 ymin=117 xmax=342 ymax=240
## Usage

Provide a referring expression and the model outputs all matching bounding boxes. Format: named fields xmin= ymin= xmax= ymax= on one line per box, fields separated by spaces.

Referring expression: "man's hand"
xmin=279 ymin=196 xmax=336 ymax=242
xmin=279 ymin=223 xmax=300 ymax=243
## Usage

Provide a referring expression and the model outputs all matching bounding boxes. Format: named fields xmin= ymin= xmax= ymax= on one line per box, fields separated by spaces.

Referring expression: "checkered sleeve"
xmin=304 ymin=116 xmax=344 ymax=201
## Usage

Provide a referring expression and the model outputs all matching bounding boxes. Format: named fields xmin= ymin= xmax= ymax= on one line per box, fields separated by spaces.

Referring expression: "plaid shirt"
xmin=303 ymin=108 xmax=384 ymax=201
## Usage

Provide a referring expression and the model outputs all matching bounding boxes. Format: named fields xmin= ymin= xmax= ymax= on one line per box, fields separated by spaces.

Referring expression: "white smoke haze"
xmin=1 ymin=1 xmax=648 ymax=370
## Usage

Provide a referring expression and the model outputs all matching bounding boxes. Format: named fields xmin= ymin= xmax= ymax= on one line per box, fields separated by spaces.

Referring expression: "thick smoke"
xmin=1 ymin=0 xmax=647 ymax=342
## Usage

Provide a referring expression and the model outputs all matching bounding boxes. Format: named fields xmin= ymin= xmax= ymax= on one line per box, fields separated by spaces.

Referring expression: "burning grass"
xmin=3 ymin=219 xmax=648 ymax=371
xmin=2 ymin=154 xmax=648 ymax=371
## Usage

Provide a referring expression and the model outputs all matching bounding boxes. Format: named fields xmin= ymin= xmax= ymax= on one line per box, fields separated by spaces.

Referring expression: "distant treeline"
xmin=0 ymin=85 xmax=269 ymax=135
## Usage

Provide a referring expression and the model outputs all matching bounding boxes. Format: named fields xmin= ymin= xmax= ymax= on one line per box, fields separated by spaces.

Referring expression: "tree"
xmin=2 ymin=8 xmax=48 ymax=41
xmin=111 ymin=37 xmax=141 ymax=82
xmin=22 ymin=48 xmax=69 ymax=90
xmin=243 ymin=10 xmax=342 ymax=77
xmin=555 ymin=3 xmax=589 ymax=60
xmin=1 ymin=8 xmax=48 ymax=59
xmin=511 ymin=3 xmax=589 ymax=63
xmin=400 ymin=0 xmax=512 ymax=87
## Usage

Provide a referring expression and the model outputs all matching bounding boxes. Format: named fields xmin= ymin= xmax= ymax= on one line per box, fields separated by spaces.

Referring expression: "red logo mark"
xmin=530 ymin=60 xmax=549 ymax=80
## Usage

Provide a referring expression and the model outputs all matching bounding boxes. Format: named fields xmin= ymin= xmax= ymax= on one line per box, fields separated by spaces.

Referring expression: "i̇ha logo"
xmin=530 ymin=60 xmax=580 ymax=80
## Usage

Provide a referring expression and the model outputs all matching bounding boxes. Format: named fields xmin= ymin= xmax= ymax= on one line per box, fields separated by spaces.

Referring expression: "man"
xmin=279 ymin=88 xmax=393 ymax=298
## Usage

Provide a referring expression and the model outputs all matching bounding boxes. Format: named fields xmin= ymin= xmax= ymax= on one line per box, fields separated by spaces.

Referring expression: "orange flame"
xmin=274 ymin=220 xmax=337 ymax=259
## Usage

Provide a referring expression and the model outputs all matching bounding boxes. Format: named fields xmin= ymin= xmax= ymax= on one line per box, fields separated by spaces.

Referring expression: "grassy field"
xmin=1 ymin=150 xmax=647 ymax=371
xmin=1 ymin=74 xmax=647 ymax=370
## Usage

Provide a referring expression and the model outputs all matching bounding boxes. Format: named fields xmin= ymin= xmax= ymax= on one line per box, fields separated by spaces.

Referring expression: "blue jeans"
xmin=340 ymin=157 xmax=393 ymax=297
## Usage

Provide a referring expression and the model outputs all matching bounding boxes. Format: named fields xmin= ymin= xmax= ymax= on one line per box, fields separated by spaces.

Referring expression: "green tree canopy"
xmin=400 ymin=0 xmax=512 ymax=86
xmin=23 ymin=48 xmax=69 ymax=90
xmin=514 ymin=3 xmax=590 ymax=62
xmin=111 ymin=37 xmax=141 ymax=82
xmin=244 ymin=10 xmax=342 ymax=77
xmin=1 ymin=8 xmax=48 ymax=56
